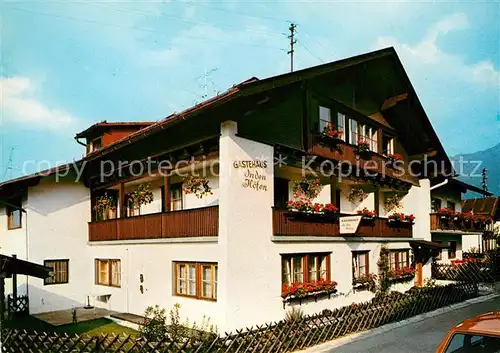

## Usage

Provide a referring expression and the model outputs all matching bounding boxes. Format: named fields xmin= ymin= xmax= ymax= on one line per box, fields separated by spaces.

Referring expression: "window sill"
xmin=95 ymin=284 xmax=121 ymax=288
xmin=44 ymin=282 xmax=69 ymax=286
xmin=7 ymin=226 xmax=22 ymax=231
xmin=174 ymin=293 xmax=217 ymax=302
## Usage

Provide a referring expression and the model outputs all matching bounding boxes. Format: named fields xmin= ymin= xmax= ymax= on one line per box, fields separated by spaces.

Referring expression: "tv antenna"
xmin=195 ymin=68 xmax=218 ymax=100
xmin=3 ymin=147 xmax=16 ymax=181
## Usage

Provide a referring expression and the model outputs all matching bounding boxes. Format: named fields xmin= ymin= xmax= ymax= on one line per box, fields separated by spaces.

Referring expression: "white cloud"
xmin=374 ymin=13 xmax=499 ymax=87
xmin=1 ymin=77 xmax=79 ymax=130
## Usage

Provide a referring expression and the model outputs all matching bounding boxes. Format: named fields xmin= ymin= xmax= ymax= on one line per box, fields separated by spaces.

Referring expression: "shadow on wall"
xmin=26 ymin=284 xmax=86 ymax=315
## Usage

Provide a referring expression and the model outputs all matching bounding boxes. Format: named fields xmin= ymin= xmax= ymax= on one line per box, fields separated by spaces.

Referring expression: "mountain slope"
xmin=451 ymin=142 xmax=500 ymax=197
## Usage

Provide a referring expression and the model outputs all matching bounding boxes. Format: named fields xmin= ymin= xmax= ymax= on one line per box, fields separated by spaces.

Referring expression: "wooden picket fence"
xmin=432 ymin=250 xmax=500 ymax=283
xmin=1 ymin=282 xmax=478 ymax=353
xmin=7 ymin=295 xmax=29 ymax=318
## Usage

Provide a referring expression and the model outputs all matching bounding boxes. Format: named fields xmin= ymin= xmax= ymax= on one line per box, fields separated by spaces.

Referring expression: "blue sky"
xmin=1 ymin=0 xmax=499 ymax=180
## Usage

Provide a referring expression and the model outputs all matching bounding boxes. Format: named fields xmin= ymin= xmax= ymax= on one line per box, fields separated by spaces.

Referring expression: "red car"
xmin=436 ymin=312 xmax=500 ymax=352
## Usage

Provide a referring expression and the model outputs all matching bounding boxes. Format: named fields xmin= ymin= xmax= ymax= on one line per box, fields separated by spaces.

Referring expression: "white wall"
xmin=25 ymin=177 xmax=91 ymax=313
xmin=0 ymin=196 xmax=29 ymax=297
xmin=88 ymin=241 xmax=224 ymax=328
xmin=128 ymin=172 xmax=220 ymax=216
xmin=218 ymin=120 xmax=279 ymax=329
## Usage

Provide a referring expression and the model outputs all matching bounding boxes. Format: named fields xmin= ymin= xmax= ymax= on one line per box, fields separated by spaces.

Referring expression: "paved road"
xmin=332 ymin=297 xmax=500 ymax=353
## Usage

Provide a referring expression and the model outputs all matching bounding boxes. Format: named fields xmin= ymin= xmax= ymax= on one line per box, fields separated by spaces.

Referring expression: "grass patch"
xmin=7 ymin=315 xmax=138 ymax=337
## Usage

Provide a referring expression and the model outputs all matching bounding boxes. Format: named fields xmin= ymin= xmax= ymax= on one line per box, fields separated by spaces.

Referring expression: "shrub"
xmin=285 ymin=307 xmax=304 ymax=323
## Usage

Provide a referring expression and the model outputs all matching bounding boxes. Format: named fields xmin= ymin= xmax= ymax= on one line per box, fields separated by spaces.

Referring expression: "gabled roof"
xmin=78 ymin=47 xmax=451 ymax=174
xmin=75 ymin=121 xmax=155 ymax=139
xmin=2 ymin=47 xmax=453 ymax=189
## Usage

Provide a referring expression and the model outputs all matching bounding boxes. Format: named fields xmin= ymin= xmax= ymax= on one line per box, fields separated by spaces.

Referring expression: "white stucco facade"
xmin=0 ymin=121 xmax=459 ymax=332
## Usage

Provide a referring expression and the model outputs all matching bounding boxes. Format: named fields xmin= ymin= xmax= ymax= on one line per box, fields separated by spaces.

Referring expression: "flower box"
xmin=387 ymin=219 xmax=414 ymax=228
xmin=282 ymin=281 xmax=338 ymax=303
xmin=387 ymin=213 xmax=415 ymax=227
xmin=388 ymin=267 xmax=416 ymax=283
xmin=284 ymin=211 xmax=338 ymax=223
xmin=386 ymin=153 xmax=403 ymax=168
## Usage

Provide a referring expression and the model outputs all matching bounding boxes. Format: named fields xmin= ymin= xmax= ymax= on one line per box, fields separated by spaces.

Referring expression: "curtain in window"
xmin=111 ymin=260 xmax=121 ymax=287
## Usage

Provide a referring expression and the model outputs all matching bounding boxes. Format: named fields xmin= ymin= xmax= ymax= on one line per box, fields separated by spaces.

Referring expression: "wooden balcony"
xmin=273 ymin=208 xmax=413 ymax=238
xmin=430 ymin=213 xmax=485 ymax=233
xmin=89 ymin=206 xmax=219 ymax=241
xmin=308 ymin=135 xmax=418 ymax=186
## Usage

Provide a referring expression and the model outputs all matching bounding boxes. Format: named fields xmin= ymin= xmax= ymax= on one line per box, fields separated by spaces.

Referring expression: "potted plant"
xmin=353 ymin=273 xmax=377 ymax=292
xmin=348 ymin=187 xmax=368 ymax=204
xmin=389 ymin=267 xmax=416 ymax=283
xmin=388 ymin=213 xmax=415 ymax=226
xmin=386 ymin=153 xmax=403 ymax=168
xmin=127 ymin=183 xmax=154 ymax=215
xmin=292 ymin=177 xmax=323 ymax=199
xmin=183 ymin=175 xmax=213 ymax=199
xmin=356 ymin=139 xmax=371 ymax=155
xmin=93 ymin=193 xmax=116 ymax=220
xmin=281 ymin=280 xmax=338 ymax=302
xmin=287 ymin=197 xmax=314 ymax=213
xmin=437 ymin=208 xmax=455 ymax=220
xmin=357 ymin=207 xmax=376 ymax=221
xmin=286 ymin=198 xmax=338 ymax=222
xmin=320 ymin=123 xmax=343 ymax=141
xmin=383 ymin=192 xmax=403 ymax=212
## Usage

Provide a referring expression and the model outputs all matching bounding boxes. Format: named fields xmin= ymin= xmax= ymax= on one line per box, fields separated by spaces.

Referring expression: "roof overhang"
xmin=410 ymin=239 xmax=449 ymax=249
xmin=0 ymin=254 xmax=52 ymax=279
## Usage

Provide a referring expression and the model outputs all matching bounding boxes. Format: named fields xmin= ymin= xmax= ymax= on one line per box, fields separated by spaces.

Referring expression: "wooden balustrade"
xmin=430 ymin=213 xmax=486 ymax=233
xmin=89 ymin=206 xmax=219 ymax=241
xmin=273 ymin=208 xmax=412 ymax=238
xmin=308 ymin=135 xmax=418 ymax=186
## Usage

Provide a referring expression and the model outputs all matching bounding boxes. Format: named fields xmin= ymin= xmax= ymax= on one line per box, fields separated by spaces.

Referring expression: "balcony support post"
xmin=163 ymin=174 xmax=171 ymax=212
xmin=118 ymin=182 xmax=125 ymax=218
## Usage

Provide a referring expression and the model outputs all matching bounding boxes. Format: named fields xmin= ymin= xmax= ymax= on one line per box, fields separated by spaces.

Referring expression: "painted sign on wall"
xmin=233 ymin=160 xmax=268 ymax=192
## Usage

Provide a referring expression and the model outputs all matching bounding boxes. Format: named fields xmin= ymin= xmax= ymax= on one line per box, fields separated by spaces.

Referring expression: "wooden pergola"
xmin=0 ymin=254 xmax=52 ymax=322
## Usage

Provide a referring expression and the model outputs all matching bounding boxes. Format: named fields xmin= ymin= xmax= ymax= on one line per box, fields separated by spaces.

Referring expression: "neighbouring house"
xmin=0 ymin=47 xmax=462 ymax=331
xmin=430 ymin=178 xmax=493 ymax=263
xmin=462 ymin=197 xmax=500 ymax=251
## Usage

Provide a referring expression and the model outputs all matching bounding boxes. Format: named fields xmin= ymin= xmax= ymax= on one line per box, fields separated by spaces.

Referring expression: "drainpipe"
xmin=430 ymin=179 xmax=449 ymax=191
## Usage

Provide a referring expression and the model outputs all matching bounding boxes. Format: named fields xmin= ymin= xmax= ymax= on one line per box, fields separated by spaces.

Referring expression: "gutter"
xmin=430 ymin=178 xmax=449 ymax=191
xmin=74 ymin=136 xmax=87 ymax=147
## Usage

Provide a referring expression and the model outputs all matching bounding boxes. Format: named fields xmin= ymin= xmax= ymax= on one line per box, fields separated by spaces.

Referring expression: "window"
xmin=350 ymin=119 xmax=359 ymax=145
xmin=281 ymin=253 xmax=330 ymax=286
xmin=7 ymin=197 xmax=22 ymax=230
xmin=435 ymin=241 xmax=443 ymax=260
xmin=319 ymin=106 xmax=332 ymax=132
xmin=274 ymin=178 xmax=289 ymax=209
xmin=170 ymin=183 xmax=183 ymax=211
xmin=389 ymin=250 xmax=410 ymax=271
xmin=431 ymin=198 xmax=442 ymax=213
xmin=352 ymin=251 xmax=369 ymax=280
xmin=447 ymin=201 xmax=456 ymax=212
xmin=174 ymin=262 xmax=217 ymax=300
xmin=91 ymin=137 xmax=102 ymax=152
xmin=444 ymin=333 xmax=500 ymax=353
xmin=350 ymin=120 xmax=378 ymax=152
xmin=448 ymin=241 xmax=457 ymax=259
xmin=95 ymin=259 xmax=121 ymax=287
xmin=337 ymin=113 xmax=346 ymax=141
xmin=44 ymin=260 xmax=69 ymax=285
xmin=382 ymin=134 xmax=394 ymax=156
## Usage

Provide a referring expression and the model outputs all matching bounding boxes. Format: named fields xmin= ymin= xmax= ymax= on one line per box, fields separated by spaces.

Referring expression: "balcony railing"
xmin=430 ymin=213 xmax=486 ymax=233
xmin=308 ymin=135 xmax=418 ymax=186
xmin=273 ymin=208 xmax=413 ymax=238
xmin=89 ymin=206 xmax=219 ymax=241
